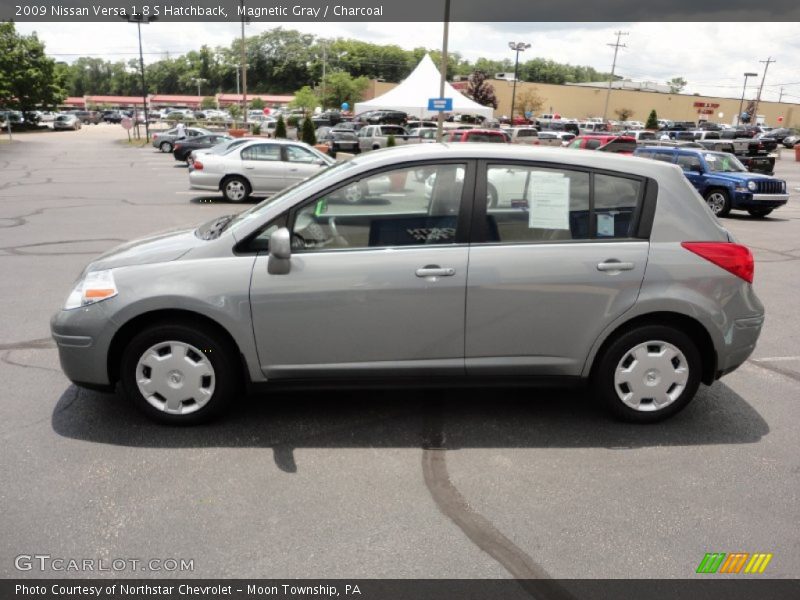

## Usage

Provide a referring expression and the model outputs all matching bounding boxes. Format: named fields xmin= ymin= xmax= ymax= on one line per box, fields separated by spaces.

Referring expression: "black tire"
xmin=747 ymin=209 xmax=773 ymax=218
xmin=592 ymin=325 xmax=702 ymax=423
xmin=119 ymin=321 xmax=239 ymax=424
xmin=159 ymin=141 xmax=173 ymax=153
xmin=221 ymin=176 xmax=251 ymax=202
xmin=704 ymin=189 xmax=731 ymax=217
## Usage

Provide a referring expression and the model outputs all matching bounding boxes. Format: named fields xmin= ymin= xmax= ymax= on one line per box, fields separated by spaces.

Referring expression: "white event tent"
xmin=353 ymin=54 xmax=494 ymax=119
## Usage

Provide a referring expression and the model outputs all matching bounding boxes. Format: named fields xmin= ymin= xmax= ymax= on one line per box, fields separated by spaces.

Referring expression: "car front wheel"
xmin=593 ymin=325 xmax=702 ymax=423
xmin=119 ymin=322 xmax=239 ymax=424
xmin=222 ymin=176 xmax=251 ymax=202
xmin=704 ymin=189 xmax=731 ymax=217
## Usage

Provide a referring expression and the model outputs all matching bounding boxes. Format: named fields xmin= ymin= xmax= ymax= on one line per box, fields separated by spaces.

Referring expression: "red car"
xmin=567 ymin=135 xmax=637 ymax=154
xmin=445 ymin=129 xmax=510 ymax=143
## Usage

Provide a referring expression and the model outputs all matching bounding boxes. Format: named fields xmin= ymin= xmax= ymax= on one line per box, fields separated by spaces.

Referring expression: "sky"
xmin=14 ymin=21 xmax=800 ymax=103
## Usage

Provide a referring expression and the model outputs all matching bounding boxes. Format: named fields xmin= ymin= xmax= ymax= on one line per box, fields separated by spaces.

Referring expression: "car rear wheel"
xmin=593 ymin=325 xmax=702 ymax=423
xmin=222 ymin=176 xmax=251 ymax=202
xmin=747 ymin=209 xmax=773 ymax=218
xmin=120 ymin=322 xmax=239 ymax=424
xmin=704 ymin=189 xmax=731 ymax=217
xmin=159 ymin=141 xmax=173 ymax=153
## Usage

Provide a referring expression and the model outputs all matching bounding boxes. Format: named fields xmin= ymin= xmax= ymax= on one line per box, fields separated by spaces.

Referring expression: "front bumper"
xmin=50 ymin=303 xmax=118 ymax=388
xmin=732 ymin=192 xmax=788 ymax=209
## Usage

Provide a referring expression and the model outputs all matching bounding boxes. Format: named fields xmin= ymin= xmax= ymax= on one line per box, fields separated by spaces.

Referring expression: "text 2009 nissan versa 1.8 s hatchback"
xmin=51 ymin=145 xmax=765 ymax=424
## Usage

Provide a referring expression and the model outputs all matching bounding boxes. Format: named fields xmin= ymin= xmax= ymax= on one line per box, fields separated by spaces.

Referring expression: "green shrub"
xmin=301 ymin=117 xmax=316 ymax=145
xmin=387 ymin=134 xmax=396 ymax=147
xmin=275 ymin=115 xmax=287 ymax=138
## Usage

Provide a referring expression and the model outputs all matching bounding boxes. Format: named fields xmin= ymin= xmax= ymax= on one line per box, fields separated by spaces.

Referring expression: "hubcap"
xmin=343 ymin=184 xmax=363 ymax=203
xmin=226 ymin=180 xmax=246 ymax=201
xmin=613 ymin=341 xmax=689 ymax=412
xmin=136 ymin=341 xmax=215 ymax=415
xmin=706 ymin=193 xmax=725 ymax=214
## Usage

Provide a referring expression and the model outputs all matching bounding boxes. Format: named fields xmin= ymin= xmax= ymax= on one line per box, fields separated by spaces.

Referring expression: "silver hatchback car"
xmin=51 ymin=145 xmax=764 ymax=424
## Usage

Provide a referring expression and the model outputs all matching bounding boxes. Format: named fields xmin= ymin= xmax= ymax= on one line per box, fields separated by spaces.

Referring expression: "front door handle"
xmin=597 ymin=260 xmax=635 ymax=272
xmin=416 ymin=266 xmax=456 ymax=278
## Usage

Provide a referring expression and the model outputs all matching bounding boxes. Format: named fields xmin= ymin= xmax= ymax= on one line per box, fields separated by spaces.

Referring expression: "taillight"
xmin=193 ymin=160 xmax=203 ymax=170
xmin=153 ymin=134 xmax=158 ymax=139
xmin=173 ymin=144 xmax=181 ymax=151
xmin=681 ymin=242 xmax=754 ymax=283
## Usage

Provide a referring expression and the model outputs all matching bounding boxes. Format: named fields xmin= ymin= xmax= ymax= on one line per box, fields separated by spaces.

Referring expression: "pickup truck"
xmin=634 ymin=146 xmax=788 ymax=218
xmin=696 ymin=140 xmax=776 ymax=175
xmin=357 ymin=125 xmax=420 ymax=152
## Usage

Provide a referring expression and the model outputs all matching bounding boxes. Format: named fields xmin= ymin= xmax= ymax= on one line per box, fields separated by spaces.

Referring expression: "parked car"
xmin=53 ymin=114 xmax=82 ymax=130
xmin=357 ymin=124 xmax=418 ymax=151
xmin=757 ymin=128 xmax=793 ymax=144
xmin=70 ymin=110 xmax=102 ymax=125
xmin=51 ymin=144 xmax=765 ymax=425
xmin=317 ymin=130 xmax=360 ymax=157
xmin=151 ymin=127 xmax=213 ymax=153
xmin=567 ymin=135 xmax=637 ymax=154
xmin=406 ymin=127 xmax=438 ymax=142
xmin=508 ymin=127 xmax=540 ymax=145
xmin=445 ymin=129 xmax=509 ymax=143
xmin=781 ymin=133 xmax=800 ymax=148
xmin=634 ymin=147 xmax=788 ymax=217
xmin=621 ymin=130 xmax=658 ymax=142
xmin=173 ymin=134 xmax=233 ymax=162
xmin=536 ymin=131 xmax=576 ymax=147
xmin=102 ymin=110 xmax=125 ymax=124
xmin=189 ymin=137 xmax=256 ymax=163
xmin=189 ymin=139 xmax=335 ymax=202
xmin=352 ymin=110 xmax=408 ymax=126
xmin=695 ymin=140 xmax=775 ymax=175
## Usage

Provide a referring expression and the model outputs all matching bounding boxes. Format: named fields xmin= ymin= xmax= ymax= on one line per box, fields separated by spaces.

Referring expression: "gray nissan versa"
xmin=51 ymin=144 xmax=764 ymax=424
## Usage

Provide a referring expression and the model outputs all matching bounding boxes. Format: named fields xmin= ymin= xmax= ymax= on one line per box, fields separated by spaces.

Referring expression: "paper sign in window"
xmin=528 ymin=175 xmax=570 ymax=230
xmin=597 ymin=213 xmax=615 ymax=237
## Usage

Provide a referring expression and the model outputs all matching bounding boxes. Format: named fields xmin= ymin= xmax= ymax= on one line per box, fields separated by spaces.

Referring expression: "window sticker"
xmin=528 ymin=174 xmax=570 ymax=230
xmin=597 ymin=213 xmax=615 ymax=237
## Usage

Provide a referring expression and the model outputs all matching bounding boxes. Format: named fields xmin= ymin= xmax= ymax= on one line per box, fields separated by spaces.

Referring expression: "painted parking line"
xmin=751 ymin=356 xmax=800 ymax=362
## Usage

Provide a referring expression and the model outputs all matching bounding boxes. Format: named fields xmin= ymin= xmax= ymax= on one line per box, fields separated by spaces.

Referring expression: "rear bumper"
xmin=716 ymin=314 xmax=765 ymax=377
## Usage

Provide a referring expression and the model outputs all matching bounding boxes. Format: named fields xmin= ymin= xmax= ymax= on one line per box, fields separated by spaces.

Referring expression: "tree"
xmin=465 ymin=71 xmax=498 ymax=109
xmin=275 ymin=114 xmax=287 ymax=138
xmin=667 ymin=77 xmax=687 ymax=94
xmin=228 ymin=103 xmax=242 ymax=123
xmin=516 ymin=88 xmax=544 ymax=118
xmin=614 ymin=108 xmax=635 ymax=122
xmin=645 ymin=109 xmax=659 ymax=129
xmin=301 ymin=117 xmax=316 ymax=145
xmin=319 ymin=71 xmax=369 ymax=111
xmin=291 ymin=85 xmax=318 ymax=115
xmin=249 ymin=97 xmax=265 ymax=110
xmin=201 ymin=96 xmax=216 ymax=109
xmin=0 ymin=22 xmax=66 ymax=113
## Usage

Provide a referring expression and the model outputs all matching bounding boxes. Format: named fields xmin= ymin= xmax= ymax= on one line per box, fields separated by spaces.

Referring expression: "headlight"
xmin=747 ymin=181 xmax=757 ymax=191
xmin=63 ymin=269 xmax=118 ymax=310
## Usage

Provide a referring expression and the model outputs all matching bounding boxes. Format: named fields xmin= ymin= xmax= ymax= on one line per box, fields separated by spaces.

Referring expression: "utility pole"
xmin=436 ymin=0 xmax=450 ymax=143
xmin=240 ymin=0 xmax=248 ymax=125
xmin=321 ymin=43 xmax=327 ymax=110
xmin=601 ymin=30 xmax=628 ymax=123
xmin=123 ymin=13 xmax=157 ymax=142
xmin=778 ymin=87 xmax=784 ymax=103
xmin=752 ymin=57 xmax=775 ymax=127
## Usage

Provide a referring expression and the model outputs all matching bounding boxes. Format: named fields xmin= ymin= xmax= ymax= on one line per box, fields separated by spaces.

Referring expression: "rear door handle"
xmin=416 ymin=266 xmax=456 ymax=278
xmin=597 ymin=260 xmax=635 ymax=272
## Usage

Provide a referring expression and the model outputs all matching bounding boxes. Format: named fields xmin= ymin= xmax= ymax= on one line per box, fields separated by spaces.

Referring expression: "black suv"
xmin=353 ymin=110 xmax=408 ymax=126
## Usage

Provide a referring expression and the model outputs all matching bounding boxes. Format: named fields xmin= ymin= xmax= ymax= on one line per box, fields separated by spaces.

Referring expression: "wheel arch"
xmin=586 ymin=311 xmax=717 ymax=385
xmin=107 ymin=308 xmax=249 ymax=386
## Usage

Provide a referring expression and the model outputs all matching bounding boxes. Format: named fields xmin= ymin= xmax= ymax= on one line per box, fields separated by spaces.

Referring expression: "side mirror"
xmin=268 ymin=227 xmax=291 ymax=275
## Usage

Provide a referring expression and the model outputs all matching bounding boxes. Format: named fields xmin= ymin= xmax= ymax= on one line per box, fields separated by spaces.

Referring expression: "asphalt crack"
xmin=422 ymin=402 xmax=577 ymax=599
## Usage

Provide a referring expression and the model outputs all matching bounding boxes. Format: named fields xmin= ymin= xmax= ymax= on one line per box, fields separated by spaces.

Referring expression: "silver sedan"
xmin=189 ymin=139 xmax=334 ymax=202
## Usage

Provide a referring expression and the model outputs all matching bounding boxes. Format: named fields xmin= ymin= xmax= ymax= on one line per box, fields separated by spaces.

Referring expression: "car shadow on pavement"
xmin=51 ymin=381 xmax=768 ymax=473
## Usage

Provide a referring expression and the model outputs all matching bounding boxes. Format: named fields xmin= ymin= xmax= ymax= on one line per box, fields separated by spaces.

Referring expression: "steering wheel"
xmin=328 ymin=216 xmax=350 ymax=248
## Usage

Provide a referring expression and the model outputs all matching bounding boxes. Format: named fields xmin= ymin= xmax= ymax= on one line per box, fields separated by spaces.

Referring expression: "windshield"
xmin=703 ymin=152 xmax=747 ymax=173
xmin=224 ymin=159 xmax=358 ymax=232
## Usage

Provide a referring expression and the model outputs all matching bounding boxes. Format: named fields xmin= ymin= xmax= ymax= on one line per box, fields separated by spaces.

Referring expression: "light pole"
xmin=193 ymin=77 xmax=207 ymax=98
xmin=123 ymin=13 xmax=156 ymax=142
xmin=737 ymin=72 xmax=758 ymax=126
xmin=508 ymin=41 xmax=530 ymax=124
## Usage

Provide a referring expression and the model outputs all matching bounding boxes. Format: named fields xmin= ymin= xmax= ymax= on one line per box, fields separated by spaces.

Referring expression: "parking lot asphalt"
xmin=1 ymin=124 xmax=799 ymax=580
